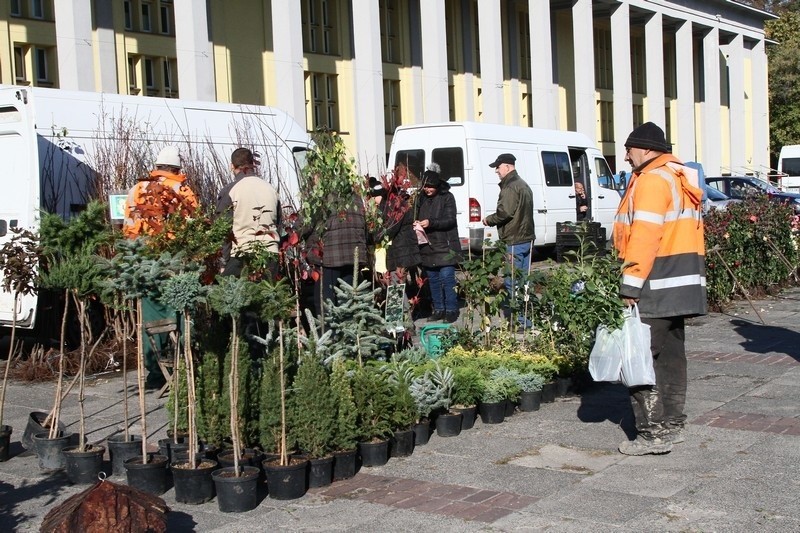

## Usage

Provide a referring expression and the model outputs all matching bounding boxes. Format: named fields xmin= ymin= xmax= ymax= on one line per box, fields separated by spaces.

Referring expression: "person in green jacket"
xmin=482 ymin=153 xmax=535 ymax=328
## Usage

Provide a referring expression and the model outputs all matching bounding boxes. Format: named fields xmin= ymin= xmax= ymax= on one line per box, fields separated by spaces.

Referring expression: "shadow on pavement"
xmin=167 ymin=510 xmax=198 ymax=531
xmin=0 ymin=472 xmax=68 ymax=530
xmin=576 ymin=381 xmax=637 ymax=439
xmin=730 ymin=319 xmax=800 ymax=361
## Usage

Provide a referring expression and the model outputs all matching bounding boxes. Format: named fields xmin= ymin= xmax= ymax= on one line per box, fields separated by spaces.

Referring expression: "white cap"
xmin=155 ymin=146 xmax=181 ymax=168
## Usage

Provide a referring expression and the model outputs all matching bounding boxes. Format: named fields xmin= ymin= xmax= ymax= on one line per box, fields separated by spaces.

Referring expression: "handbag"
xmin=619 ymin=304 xmax=656 ymax=387
xmin=588 ymin=324 xmax=623 ymax=382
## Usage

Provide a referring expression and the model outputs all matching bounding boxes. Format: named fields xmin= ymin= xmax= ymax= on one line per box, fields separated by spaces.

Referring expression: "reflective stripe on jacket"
xmin=613 ymin=154 xmax=707 ymax=318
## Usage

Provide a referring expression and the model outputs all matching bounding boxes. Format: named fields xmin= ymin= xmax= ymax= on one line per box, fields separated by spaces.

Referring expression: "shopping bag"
xmin=619 ymin=304 xmax=655 ymax=387
xmin=588 ymin=325 xmax=623 ymax=382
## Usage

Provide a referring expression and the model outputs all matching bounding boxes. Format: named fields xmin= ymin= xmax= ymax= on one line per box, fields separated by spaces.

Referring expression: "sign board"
xmin=108 ymin=193 xmax=127 ymax=222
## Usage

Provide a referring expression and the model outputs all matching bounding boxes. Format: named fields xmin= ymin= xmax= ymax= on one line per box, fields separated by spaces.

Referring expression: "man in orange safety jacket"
xmin=613 ymin=122 xmax=707 ymax=456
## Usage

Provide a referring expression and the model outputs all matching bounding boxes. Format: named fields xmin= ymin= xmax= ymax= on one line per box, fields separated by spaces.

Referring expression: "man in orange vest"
xmin=614 ymin=122 xmax=707 ymax=455
xmin=123 ymin=146 xmax=198 ymax=239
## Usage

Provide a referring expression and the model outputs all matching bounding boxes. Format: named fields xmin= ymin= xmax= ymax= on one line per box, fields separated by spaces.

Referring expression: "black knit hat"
xmin=422 ymin=170 xmax=443 ymax=188
xmin=624 ymin=122 xmax=671 ymax=153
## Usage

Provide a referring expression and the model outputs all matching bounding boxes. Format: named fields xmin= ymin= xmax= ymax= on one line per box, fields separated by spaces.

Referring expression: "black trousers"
xmin=629 ymin=316 xmax=687 ymax=438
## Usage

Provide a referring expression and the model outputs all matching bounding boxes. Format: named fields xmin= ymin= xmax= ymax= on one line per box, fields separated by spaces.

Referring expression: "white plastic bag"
xmin=619 ymin=304 xmax=655 ymax=387
xmin=588 ymin=325 xmax=623 ymax=382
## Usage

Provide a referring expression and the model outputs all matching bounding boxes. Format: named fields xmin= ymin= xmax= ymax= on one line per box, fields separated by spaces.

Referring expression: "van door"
xmin=539 ymin=149 xmax=578 ymax=244
xmin=0 ymin=87 xmax=40 ymax=328
xmin=590 ymin=154 xmax=620 ymax=240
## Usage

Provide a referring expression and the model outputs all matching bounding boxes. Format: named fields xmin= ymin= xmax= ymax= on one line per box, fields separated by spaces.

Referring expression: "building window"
xmin=472 ymin=1 xmax=480 ymax=74
xmin=384 ymin=79 xmax=401 ymax=134
xmin=599 ymin=100 xmax=614 ymax=142
xmin=35 ymin=47 xmax=49 ymax=82
xmin=163 ymin=58 xmax=177 ymax=97
xmin=14 ymin=46 xmax=26 ymax=82
xmin=11 ymin=0 xmax=22 ymax=17
xmin=141 ymin=1 xmax=152 ymax=32
xmin=448 ymin=85 xmax=456 ymax=121
xmin=307 ymin=72 xmax=339 ymax=131
xmin=302 ymin=0 xmax=338 ymax=55
xmin=632 ymin=103 xmax=644 ymax=129
xmin=31 ymin=0 xmax=44 ymax=19
xmin=144 ymin=58 xmax=155 ymax=90
xmin=128 ymin=57 xmax=138 ymax=92
xmin=594 ymin=27 xmax=612 ymax=90
xmin=631 ymin=35 xmax=645 ymax=94
xmin=160 ymin=1 xmax=173 ymax=35
xmin=128 ymin=54 xmax=177 ymax=97
xmin=522 ymin=93 xmax=533 ymax=127
xmin=663 ymin=39 xmax=676 ymax=99
xmin=123 ymin=0 xmax=133 ymax=30
xmin=445 ymin=3 xmax=456 ymax=71
xmin=379 ymin=0 xmax=401 ymax=64
xmin=518 ymin=11 xmax=531 ymax=80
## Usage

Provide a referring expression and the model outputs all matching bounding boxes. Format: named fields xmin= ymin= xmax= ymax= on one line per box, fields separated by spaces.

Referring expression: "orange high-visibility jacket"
xmin=613 ymin=154 xmax=707 ymax=318
xmin=123 ymin=169 xmax=198 ymax=239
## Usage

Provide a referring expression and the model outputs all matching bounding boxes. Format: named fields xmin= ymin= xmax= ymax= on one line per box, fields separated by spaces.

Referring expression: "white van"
xmin=777 ymin=144 xmax=800 ymax=192
xmin=388 ymin=121 xmax=622 ymax=252
xmin=0 ymin=85 xmax=311 ymax=329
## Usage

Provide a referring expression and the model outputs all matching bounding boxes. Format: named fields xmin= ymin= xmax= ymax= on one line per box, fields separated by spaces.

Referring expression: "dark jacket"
xmin=385 ymin=206 xmax=421 ymax=271
xmin=416 ymin=188 xmax=461 ymax=268
xmin=484 ymin=170 xmax=535 ymax=245
xmin=306 ymin=195 xmax=368 ymax=268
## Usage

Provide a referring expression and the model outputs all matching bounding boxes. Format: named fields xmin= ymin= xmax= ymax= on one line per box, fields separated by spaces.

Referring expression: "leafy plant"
xmin=408 ymin=370 xmax=447 ymax=421
xmin=458 ymin=241 xmax=508 ymax=337
xmin=451 ymin=365 xmax=484 ymax=407
xmin=480 ymin=376 xmax=506 ymax=404
xmin=430 ymin=363 xmax=455 ymax=411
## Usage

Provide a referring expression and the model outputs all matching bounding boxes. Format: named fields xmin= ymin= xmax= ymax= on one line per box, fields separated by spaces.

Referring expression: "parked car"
xmin=705 ymin=176 xmax=800 ymax=213
xmin=704 ymin=185 xmax=739 ymax=213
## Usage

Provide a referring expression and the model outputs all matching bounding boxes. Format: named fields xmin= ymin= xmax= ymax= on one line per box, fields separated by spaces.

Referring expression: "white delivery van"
xmin=0 ymin=85 xmax=311 ymax=329
xmin=777 ymin=144 xmax=800 ymax=192
xmin=388 ymin=121 xmax=622 ymax=252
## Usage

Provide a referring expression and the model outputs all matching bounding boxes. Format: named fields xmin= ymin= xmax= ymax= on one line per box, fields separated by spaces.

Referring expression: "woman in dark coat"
xmin=414 ymin=170 xmax=461 ymax=322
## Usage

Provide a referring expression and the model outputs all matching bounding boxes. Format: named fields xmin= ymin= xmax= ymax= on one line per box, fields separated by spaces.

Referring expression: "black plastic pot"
xmin=390 ymin=429 xmax=414 ymax=457
xmin=0 ymin=425 xmax=12 ymax=462
xmin=451 ymin=406 xmax=477 ymax=430
xmin=33 ymin=431 xmax=72 ymax=471
xmin=557 ymin=377 xmax=573 ymax=397
xmin=263 ymin=457 xmax=309 ymax=500
xmin=171 ymin=459 xmax=218 ymax=504
xmin=308 ymin=456 xmax=334 ymax=488
xmin=22 ymin=411 xmax=65 ymax=451
xmin=478 ymin=401 xmax=506 ymax=424
xmin=412 ymin=419 xmax=431 ymax=446
xmin=213 ymin=466 xmax=260 ymax=512
xmin=63 ymin=445 xmax=106 ymax=485
xmin=358 ymin=439 xmax=389 ymax=467
xmin=332 ymin=449 xmax=357 ymax=481
xmin=435 ymin=412 xmax=463 ymax=437
xmin=124 ymin=454 xmax=169 ymax=496
xmin=519 ymin=390 xmax=542 ymax=412
xmin=504 ymin=399 xmax=516 ymax=417
xmin=541 ymin=381 xmax=557 ymax=403
xmin=107 ymin=434 xmax=142 ymax=477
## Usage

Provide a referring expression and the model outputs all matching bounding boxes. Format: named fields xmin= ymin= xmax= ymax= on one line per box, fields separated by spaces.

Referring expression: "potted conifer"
xmin=352 ymin=365 xmax=393 ymax=467
xmin=329 ymin=358 xmax=359 ymax=481
xmin=450 ymin=363 xmax=484 ymax=430
xmin=408 ymin=370 xmax=447 ymax=445
xmin=517 ymin=371 xmax=546 ymax=412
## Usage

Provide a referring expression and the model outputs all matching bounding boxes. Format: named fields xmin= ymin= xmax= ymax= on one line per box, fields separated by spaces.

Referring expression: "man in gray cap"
xmin=482 ymin=153 xmax=535 ymax=328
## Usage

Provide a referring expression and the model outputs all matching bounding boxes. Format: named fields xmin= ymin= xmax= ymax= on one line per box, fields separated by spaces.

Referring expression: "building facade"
xmin=0 ymin=0 xmax=774 ymax=176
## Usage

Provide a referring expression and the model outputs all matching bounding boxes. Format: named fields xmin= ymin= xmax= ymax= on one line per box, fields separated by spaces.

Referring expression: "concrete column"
xmin=174 ymin=0 xmax=216 ymax=101
xmin=751 ymin=39 xmax=769 ymax=176
xmin=271 ymin=1 xmax=306 ymax=126
xmin=351 ymin=0 xmax=385 ymax=175
xmin=477 ymin=0 xmax=504 ymax=123
xmin=611 ymin=3 xmax=632 ymax=165
xmin=529 ymin=0 xmax=556 ymax=129
xmin=702 ymin=27 xmax=721 ymax=176
xmin=645 ymin=11 xmax=666 ymax=128
xmin=572 ymin=0 xmax=596 ymax=142
xmin=93 ymin=1 xmax=118 ymax=93
xmin=420 ymin=0 xmax=449 ymax=122
xmin=675 ymin=20 xmax=695 ymax=162
xmin=53 ymin=0 xmax=95 ymax=91
xmin=727 ymin=34 xmax=746 ymax=174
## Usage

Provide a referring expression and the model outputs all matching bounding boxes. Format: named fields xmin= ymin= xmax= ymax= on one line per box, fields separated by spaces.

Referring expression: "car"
xmin=703 ymin=185 xmax=739 ymax=213
xmin=705 ymin=176 xmax=800 ymax=213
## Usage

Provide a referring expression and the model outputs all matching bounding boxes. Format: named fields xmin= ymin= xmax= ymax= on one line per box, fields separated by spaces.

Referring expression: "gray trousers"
xmin=629 ymin=316 xmax=687 ymax=439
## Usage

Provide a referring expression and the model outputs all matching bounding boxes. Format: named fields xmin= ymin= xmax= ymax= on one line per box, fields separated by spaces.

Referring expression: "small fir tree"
xmin=288 ymin=352 xmax=336 ymax=458
xmin=196 ymin=351 xmax=225 ymax=447
xmin=258 ymin=348 xmax=282 ymax=453
xmin=329 ymin=359 xmax=358 ymax=452
xmin=350 ymin=365 xmax=393 ymax=442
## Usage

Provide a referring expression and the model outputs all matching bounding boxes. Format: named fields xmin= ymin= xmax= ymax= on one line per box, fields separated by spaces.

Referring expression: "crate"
xmin=556 ymin=222 xmax=607 ymax=262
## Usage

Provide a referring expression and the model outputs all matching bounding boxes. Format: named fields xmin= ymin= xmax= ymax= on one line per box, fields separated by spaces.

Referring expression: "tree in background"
xmin=764 ymin=4 xmax=800 ymax=163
